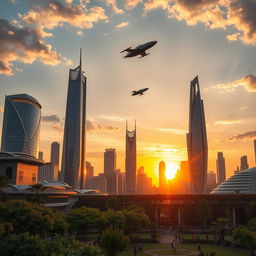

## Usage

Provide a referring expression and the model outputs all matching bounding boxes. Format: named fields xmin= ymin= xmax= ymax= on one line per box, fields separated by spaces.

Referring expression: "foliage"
xmin=246 ymin=202 xmax=256 ymax=220
xmin=104 ymin=209 xmax=125 ymax=229
xmin=248 ymin=217 xmax=256 ymax=231
xmin=0 ymin=175 xmax=10 ymax=202
xmin=105 ymin=196 xmax=122 ymax=210
xmin=0 ymin=200 xmax=66 ymax=236
xmin=66 ymin=206 xmax=105 ymax=235
xmin=233 ymin=226 xmax=256 ymax=249
xmin=122 ymin=206 xmax=150 ymax=235
xmin=212 ymin=218 xmax=229 ymax=242
xmin=31 ymin=183 xmax=46 ymax=204
xmin=0 ymin=233 xmax=102 ymax=256
xmin=100 ymin=227 xmax=129 ymax=256
xmin=194 ymin=199 xmax=212 ymax=227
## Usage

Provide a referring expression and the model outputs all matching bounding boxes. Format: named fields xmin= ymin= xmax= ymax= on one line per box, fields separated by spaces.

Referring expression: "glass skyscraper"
xmin=61 ymin=50 xmax=86 ymax=189
xmin=1 ymin=94 xmax=41 ymax=158
xmin=187 ymin=76 xmax=208 ymax=194
xmin=125 ymin=121 xmax=136 ymax=194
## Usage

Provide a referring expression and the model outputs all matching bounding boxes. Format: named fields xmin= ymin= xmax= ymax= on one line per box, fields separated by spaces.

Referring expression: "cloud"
xmin=42 ymin=114 xmax=61 ymax=123
xmin=228 ymin=130 xmax=256 ymax=141
xmin=86 ymin=120 xmax=119 ymax=132
xmin=51 ymin=123 xmax=63 ymax=131
xmin=0 ymin=19 xmax=62 ymax=75
xmin=0 ymin=106 xmax=3 ymax=112
xmin=106 ymin=0 xmax=124 ymax=14
xmin=158 ymin=128 xmax=186 ymax=135
xmin=99 ymin=115 xmax=127 ymax=122
xmin=124 ymin=0 xmax=143 ymax=9
xmin=141 ymin=0 xmax=256 ymax=45
xmin=214 ymin=120 xmax=241 ymax=125
xmin=116 ymin=21 xmax=129 ymax=28
xmin=76 ymin=30 xmax=84 ymax=36
xmin=21 ymin=0 xmax=108 ymax=33
xmin=214 ymin=74 xmax=256 ymax=92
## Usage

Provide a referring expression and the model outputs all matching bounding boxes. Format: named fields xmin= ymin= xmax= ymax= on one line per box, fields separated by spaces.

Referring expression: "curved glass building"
xmin=1 ymin=94 xmax=41 ymax=158
xmin=187 ymin=76 xmax=208 ymax=194
xmin=211 ymin=167 xmax=256 ymax=194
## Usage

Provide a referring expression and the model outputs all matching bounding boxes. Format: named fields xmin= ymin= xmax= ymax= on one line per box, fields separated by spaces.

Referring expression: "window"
xmin=32 ymin=173 xmax=36 ymax=183
xmin=5 ymin=167 xmax=13 ymax=179
xmin=18 ymin=171 xmax=24 ymax=181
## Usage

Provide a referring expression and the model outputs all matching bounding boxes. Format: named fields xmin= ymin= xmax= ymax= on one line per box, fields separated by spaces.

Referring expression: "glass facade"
xmin=1 ymin=94 xmax=41 ymax=157
xmin=61 ymin=52 xmax=86 ymax=189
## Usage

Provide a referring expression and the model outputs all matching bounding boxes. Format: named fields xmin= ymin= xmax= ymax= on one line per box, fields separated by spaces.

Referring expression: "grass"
xmin=119 ymin=242 xmax=250 ymax=256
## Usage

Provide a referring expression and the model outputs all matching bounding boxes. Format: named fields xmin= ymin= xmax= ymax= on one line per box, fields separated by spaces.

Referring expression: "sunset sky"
xmin=0 ymin=0 xmax=256 ymax=185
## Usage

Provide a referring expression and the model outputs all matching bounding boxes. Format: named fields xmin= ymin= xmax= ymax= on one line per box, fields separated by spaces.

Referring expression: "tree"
xmin=104 ymin=209 xmax=125 ymax=230
xmin=212 ymin=217 xmax=229 ymax=242
xmin=66 ymin=206 xmax=105 ymax=235
xmin=194 ymin=199 xmax=212 ymax=228
xmin=248 ymin=217 xmax=256 ymax=231
xmin=0 ymin=233 xmax=102 ymax=256
xmin=0 ymin=200 xmax=66 ymax=237
xmin=31 ymin=183 xmax=46 ymax=204
xmin=246 ymin=202 xmax=256 ymax=220
xmin=0 ymin=175 xmax=10 ymax=202
xmin=100 ymin=227 xmax=129 ymax=256
xmin=233 ymin=226 xmax=256 ymax=250
xmin=105 ymin=196 xmax=121 ymax=210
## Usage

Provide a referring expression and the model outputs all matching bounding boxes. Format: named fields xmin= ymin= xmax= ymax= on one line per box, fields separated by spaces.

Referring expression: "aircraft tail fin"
xmin=121 ymin=47 xmax=132 ymax=53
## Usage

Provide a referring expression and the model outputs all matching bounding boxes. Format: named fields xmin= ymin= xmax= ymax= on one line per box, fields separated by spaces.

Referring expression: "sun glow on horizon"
xmin=165 ymin=162 xmax=179 ymax=180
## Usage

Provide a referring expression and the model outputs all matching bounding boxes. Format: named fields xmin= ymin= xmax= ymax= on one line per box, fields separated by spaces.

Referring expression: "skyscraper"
xmin=207 ymin=171 xmax=217 ymax=193
xmin=50 ymin=142 xmax=60 ymax=168
xmin=61 ymin=50 xmax=86 ymax=189
xmin=1 ymin=94 xmax=41 ymax=158
xmin=254 ymin=139 xmax=256 ymax=165
xmin=240 ymin=155 xmax=249 ymax=171
xmin=104 ymin=149 xmax=117 ymax=194
xmin=216 ymin=152 xmax=226 ymax=184
xmin=38 ymin=151 xmax=44 ymax=160
xmin=125 ymin=121 xmax=136 ymax=194
xmin=159 ymin=161 xmax=166 ymax=193
xmin=187 ymin=76 xmax=208 ymax=194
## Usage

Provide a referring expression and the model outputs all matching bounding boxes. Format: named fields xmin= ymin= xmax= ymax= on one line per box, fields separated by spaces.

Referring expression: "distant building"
xmin=159 ymin=161 xmax=166 ymax=194
xmin=116 ymin=169 xmax=125 ymax=194
xmin=86 ymin=161 xmax=94 ymax=181
xmin=179 ymin=161 xmax=190 ymax=193
xmin=0 ymin=152 xmax=43 ymax=185
xmin=85 ymin=173 xmax=106 ymax=193
xmin=216 ymin=152 xmax=226 ymax=184
xmin=38 ymin=163 xmax=58 ymax=182
xmin=136 ymin=167 xmax=153 ymax=194
xmin=240 ymin=156 xmax=249 ymax=171
xmin=1 ymin=94 xmax=41 ymax=158
xmin=50 ymin=142 xmax=60 ymax=167
xmin=187 ymin=76 xmax=208 ymax=194
xmin=38 ymin=151 xmax=44 ymax=160
xmin=61 ymin=50 xmax=86 ymax=189
xmin=125 ymin=121 xmax=136 ymax=194
xmin=254 ymin=139 xmax=256 ymax=165
xmin=104 ymin=149 xmax=117 ymax=194
xmin=207 ymin=171 xmax=217 ymax=193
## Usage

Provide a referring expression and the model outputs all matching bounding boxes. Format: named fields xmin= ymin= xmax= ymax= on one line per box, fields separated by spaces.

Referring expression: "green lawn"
xmin=119 ymin=242 xmax=250 ymax=256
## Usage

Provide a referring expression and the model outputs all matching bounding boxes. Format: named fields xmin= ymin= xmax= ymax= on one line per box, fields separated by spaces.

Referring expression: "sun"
xmin=165 ymin=162 xmax=179 ymax=180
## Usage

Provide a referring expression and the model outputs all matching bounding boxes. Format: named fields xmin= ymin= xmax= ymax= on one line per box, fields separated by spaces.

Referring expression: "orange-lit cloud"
xmin=141 ymin=0 xmax=256 ymax=45
xmin=228 ymin=130 xmax=256 ymax=141
xmin=214 ymin=120 xmax=241 ymax=125
xmin=106 ymin=0 xmax=124 ymax=14
xmin=158 ymin=128 xmax=186 ymax=135
xmin=125 ymin=0 xmax=143 ymax=9
xmin=42 ymin=114 xmax=61 ymax=123
xmin=21 ymin=0 xmax=108 ymax=33
xmin=86 ymin=120 xmax=119 ymax=132
xmin=116 ymin=21 xmax=129 ymax=28
xmin=0 ymin=19 xmax=62 ymax=75
xmin=215 ymin=74 xmax=256 ymax=92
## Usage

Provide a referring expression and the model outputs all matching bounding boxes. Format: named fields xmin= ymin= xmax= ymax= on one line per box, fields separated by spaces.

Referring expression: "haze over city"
xmin=1 ymin=0 xmax=256 ymax=185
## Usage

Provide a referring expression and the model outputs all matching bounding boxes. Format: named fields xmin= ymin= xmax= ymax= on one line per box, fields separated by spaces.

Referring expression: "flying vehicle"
xmin=131 ymin=88 xmax=149 ymax=96
xmin=121 ymin=41 xmax=157 ymax=59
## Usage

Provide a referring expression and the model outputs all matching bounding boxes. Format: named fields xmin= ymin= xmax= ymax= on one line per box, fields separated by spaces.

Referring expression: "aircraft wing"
xmin=139 ymin=51 xmax=149 ymax=58
xmin=120 ymin=47 xmax=132 ymax=53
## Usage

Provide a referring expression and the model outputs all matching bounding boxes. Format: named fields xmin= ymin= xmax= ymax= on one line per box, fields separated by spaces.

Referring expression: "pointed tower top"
xmin=80 ymin=48 xmax=82 ymax=67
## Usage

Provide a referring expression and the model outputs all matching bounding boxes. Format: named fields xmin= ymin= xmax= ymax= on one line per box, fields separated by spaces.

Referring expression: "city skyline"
xmin=0 ymin=0 xmax=256 ymax=185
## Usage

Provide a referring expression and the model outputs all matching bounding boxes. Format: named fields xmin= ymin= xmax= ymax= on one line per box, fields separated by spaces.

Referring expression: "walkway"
xmin=144 ymin=248 xmax=198 ymax=256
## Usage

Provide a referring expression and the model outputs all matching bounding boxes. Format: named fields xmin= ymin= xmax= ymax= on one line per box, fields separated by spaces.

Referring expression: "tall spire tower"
xmin=61 ymin=49 xmax=87 ymax=189
xmin=187 ymin=76 xmax=208 ymax=194
xmin=125 ymin=120 xmax=137 ymax=194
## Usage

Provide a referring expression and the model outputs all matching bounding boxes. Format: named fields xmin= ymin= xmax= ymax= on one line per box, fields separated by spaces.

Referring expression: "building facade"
xmin=159 ymin=161 xmax=166 ymax=194
xmin=240 ymin=155 xmax=249 ymax=171
xmin=38 ymin=162 xmax=58 ymax=182
xmin=1 ymin=94 xmax=41 ymax=158
xmin=50 ymin=142 xmax=60 ymax=167
xmin=216 ymin=152 xmax=226 ymax=184
xmin=254 ymin=139 xmax=256 ymax=165
xmin=125 ymin=121 xmax=136 ymax=194
xmin=207 ymin=171 xmax=217 ymax=193
xmin=104 ymin=149 xmax=117 ymax=194
xmin=61 ymin=50 xmax=86 ymax=189
xmin=187 ymin=76 xmax=208 ymax=194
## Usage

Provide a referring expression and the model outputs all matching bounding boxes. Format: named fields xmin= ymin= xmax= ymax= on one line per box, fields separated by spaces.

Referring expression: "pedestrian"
xmin=173 ymin=240 xmax=176 ymax=252
xmin=133 ymin=246 xmax=137 ymax=256
xmin=138 ymin=243 xmax=143 ymax=253
xmin=197 ymin=243 xmax=201 ymax=251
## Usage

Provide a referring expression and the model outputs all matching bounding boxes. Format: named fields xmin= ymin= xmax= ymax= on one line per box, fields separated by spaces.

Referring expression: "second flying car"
xmin=131 ymin=88 xmax=149 ymax=96
xmin=121 ymin=41 xmax=157 ymax=59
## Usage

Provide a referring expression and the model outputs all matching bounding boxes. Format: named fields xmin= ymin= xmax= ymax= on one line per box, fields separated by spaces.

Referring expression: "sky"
xmin=0 ymin=0 xmax=256 ymax=185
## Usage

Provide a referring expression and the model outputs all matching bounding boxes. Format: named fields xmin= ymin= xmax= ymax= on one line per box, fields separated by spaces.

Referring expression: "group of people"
xmin=133 ymin=243 xmax=143 ymax=256
xmin=197 ymin=243 xmax=216 ymax=256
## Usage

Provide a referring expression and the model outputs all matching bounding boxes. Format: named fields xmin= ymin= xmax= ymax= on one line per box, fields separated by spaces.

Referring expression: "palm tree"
xmin=0 ymin=176 xmax=10 ymax=202
xmin=31 ymin=183 xmax=46 ymax=204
